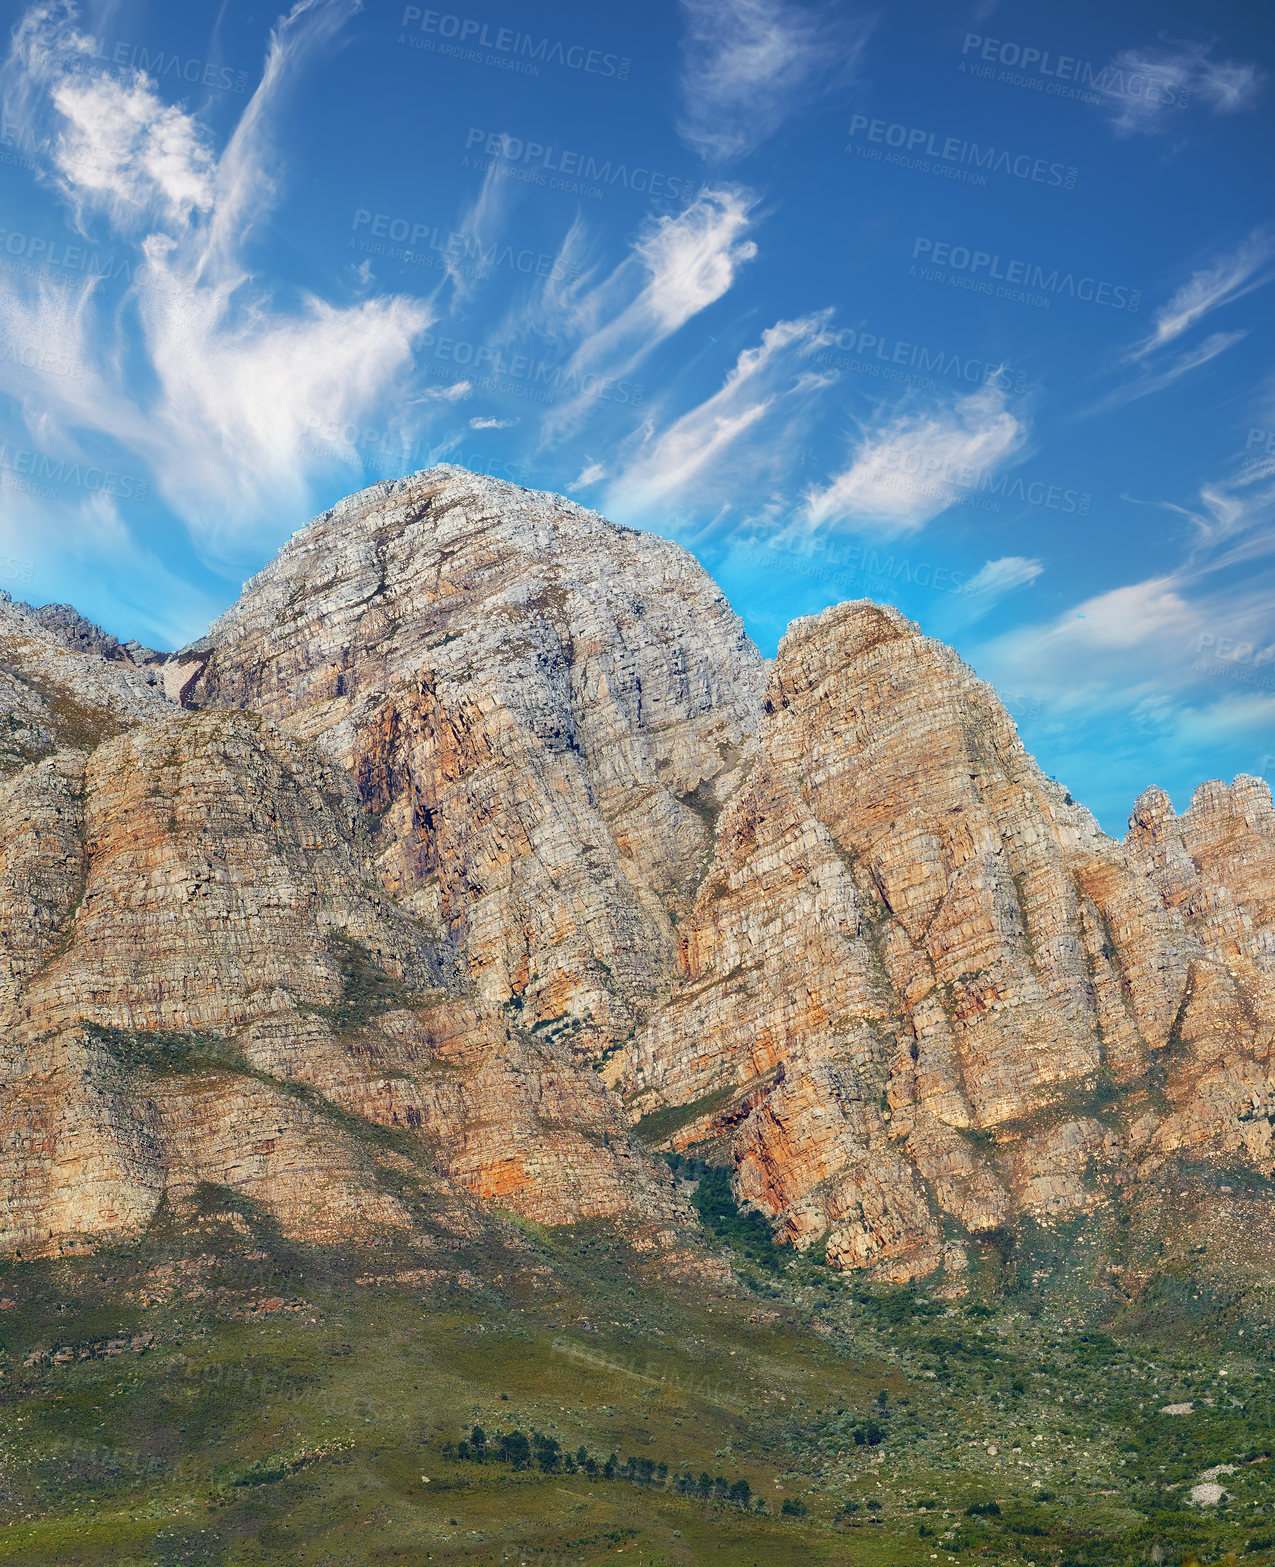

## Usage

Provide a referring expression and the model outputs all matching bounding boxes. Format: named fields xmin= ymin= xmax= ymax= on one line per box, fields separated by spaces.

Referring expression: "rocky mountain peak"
xmin=0 ymin=467 xmax=1271 ymax=1282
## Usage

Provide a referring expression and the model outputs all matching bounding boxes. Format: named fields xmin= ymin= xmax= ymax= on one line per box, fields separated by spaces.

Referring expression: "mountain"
xmin=2 ymin=466 xmax=1272 ymax=1286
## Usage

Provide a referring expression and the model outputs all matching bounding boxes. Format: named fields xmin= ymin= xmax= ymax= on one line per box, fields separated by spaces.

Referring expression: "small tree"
xmin=533 ymin=1435 xmax=561 ymax=1473
xmin=729 ymin=1478 xmax=752 ymax=1509
xmin=500 ymin=1430 xmax=531 ymax=1468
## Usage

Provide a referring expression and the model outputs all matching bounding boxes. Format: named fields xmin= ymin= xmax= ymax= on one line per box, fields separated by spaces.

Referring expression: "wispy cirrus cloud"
xmin=969 ymin=451 xmax=1275 ymax=803
xmin=676 ymin=0 xmax=872 ymax=163
xmin=963 ymin=556 xmax=1043 ymax=599
xmin=975 ymin=574 xmax=1275 ymax=719
xmin=937 ymin=554 xmax=1044 ymax=631
xmin=1159 ymin=454 xmax=1275 ymax=575
xmin=1097 ymin=39 xmax=1263 ymax=136
xmin=1090 ymin=330 xmax=1248 ymax=414
xmin=600 ymin=312 xmax=835 ymax=518
xmin=803 ymin=384 xmax=1026 ymax=535
xmin=0 ymin=0 xmax=432 ymax=564
xmin=0 ymin=484 xmax=222 ymax=650
xmin=1083 ymin=231 xmax=1274 ymax=415
xmin=531 ymin=187 xmax=760 ymax=444
xmin=1131 ymin=229 xmax=1274 ymax=359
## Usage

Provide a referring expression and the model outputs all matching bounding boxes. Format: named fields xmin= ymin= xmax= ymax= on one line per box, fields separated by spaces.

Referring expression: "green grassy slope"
xmin=2 ymin=1173 xmax=1274 ymax=1566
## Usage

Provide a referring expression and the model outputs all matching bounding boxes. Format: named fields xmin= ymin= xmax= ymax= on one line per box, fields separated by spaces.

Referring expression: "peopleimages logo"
xmin=419 ymin=334 xmax=644 ymax=407
xmin=958 ymin=33 xmax=1190 ymax=107
xmin=399 ymin=10 xmax=631 ymax=79
xmin=1190 ymin=629 xmax=1275 ymax=703
xmin=0 ymin=228 xmax=199 ymax=305
xmin=846 ymin=116 xmax=1078 ymax=189
xmin=463 ymin=129 xmax=697 ymax=204
xmin=0 ymin=444 xmax=149 ymax=500
xmin=814 ymin=327 xmax=1030 ymax=395
xmin=871 ymin=447 xmax=1091 ymax=515
xmin=0 ymin=121 xmax=42 ymax=170
xmin=1190 ymin=629 xmax=1271 ymax=667
xmin=351 ymin=210 xmax=579 ymax=282
xmin=742 ymin=537 xmax=974 ymax=596
xmin=911 ymin=238 xmax=1140 ymax=312
xmin=35 ymin=28 xmax=249 ymax=93
xmin=0 ymin=336 xmax=89 ymax=382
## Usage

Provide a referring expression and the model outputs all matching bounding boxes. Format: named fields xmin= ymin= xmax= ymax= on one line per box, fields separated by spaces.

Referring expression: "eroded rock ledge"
xmin=0 ymin=470 xmax=1271 ymax=1278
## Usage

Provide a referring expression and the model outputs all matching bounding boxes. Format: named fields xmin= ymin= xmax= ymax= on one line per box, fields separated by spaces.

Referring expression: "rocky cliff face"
xmin=0 ymin=691 xmax=688 ymax=1258
xmin=623 ymin=602 xmax=1275 ymax=1278
xmin=1 ymin=469 xmax=1272 ymax=1280
xmin=178 ymin=467 xmax=764 ymax=1056
xmin=0 ymin=591 xmax=167 ymax=775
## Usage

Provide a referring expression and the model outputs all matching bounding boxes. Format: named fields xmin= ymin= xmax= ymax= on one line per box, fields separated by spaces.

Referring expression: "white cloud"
xmin=3 ymin=3 xmax=216 ymax=229
xmin=1087 ymin=231 xmax=1272 ymax=414
xmin=0 ymin=486 xmax=219 ymax=648
xmin=426 ymin=380 xmax=472 ymax=402
xmin=966 ymin=451 xmax=1275 ymax=817
xmin=676 ymin=0 xmax=871 ymax=162
xmin=535 ymin=187 xmax=759 ymax=444
xmin=572 ymin=461 xmax=608 ymax=488
xmin=972 ymin=472 xmax=1275 ymax=719
xmin=1097 ymin=40 xmax=1263 ymax=136
xmin=976 ymin=577 xmax=1204 ymax=712
xmin=1133 ymin=230 xmax=1274 ymax=358
xmin=1092 ymin=330 xmax=1248 ymax=414
xmin=1159 ymin=459 xmax=1275 ymax=574
xmin=0 ymin=0 xmax=434 ymax=564
xmin=54 ymin=74 xmax=216 ymax=227
xmin=572 ymin=188 xmax=757 ymax=358
xmin=469 ymin=416 xmax=517 ymax=430
xmin=604 ymin=314 xmax=834 ymax=518
xmin=937 ymin=554 xmax=1044 ymax=630
xmin=962 ymin=556 xmax=1044 ymax=598
xmin=1196 ymin=56 xmax=1265 ymax=113
xmin=442 ymin=156 xmax=515 ymax=304
xmin=804 ymin=384 xmax=1026 ymax=535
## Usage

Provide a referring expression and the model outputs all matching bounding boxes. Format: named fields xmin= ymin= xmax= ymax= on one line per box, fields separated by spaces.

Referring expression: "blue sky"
xmin=0 ymin=0 xmax=1272 ymax=832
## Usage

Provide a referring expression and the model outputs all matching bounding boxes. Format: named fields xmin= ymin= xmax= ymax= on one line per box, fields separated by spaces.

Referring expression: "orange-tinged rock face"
xmin=1 ymin=471 xmax=1273 ymax=1281
xmin=182 ymin=467 xmax=765 ymax=1056
xmin=0 ymin=702 xmax=685 ymax=1257
xmin=623 ymin=601 xmax=1275 ymax=1278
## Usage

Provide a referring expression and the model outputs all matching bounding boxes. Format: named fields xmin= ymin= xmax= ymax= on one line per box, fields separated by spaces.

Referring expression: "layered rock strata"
xmin=0 ymin=701 xmax=685 ymax=1256
xmin=1 ymin=469 xmax=1272 ymax=1280
xmin=622 ymin=602 xmax=1275 ymax=1278
xmin=179 ymin=466 xmax=764 ymax=1053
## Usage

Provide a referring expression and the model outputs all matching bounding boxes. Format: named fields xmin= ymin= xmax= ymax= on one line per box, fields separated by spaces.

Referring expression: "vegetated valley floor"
xmin=2 ymin=1166 xmax=1274 ymax=1567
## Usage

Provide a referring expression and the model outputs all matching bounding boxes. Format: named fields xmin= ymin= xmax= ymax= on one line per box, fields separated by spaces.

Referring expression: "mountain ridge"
xmin=0 ymin=464 xmax=1271 ymax=1286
